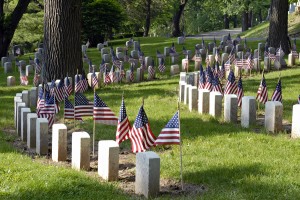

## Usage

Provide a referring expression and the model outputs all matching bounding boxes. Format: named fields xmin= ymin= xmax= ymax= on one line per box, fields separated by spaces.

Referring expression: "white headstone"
xmin=264 ymin=101 xmax=283 ymax=133
xmin=4 ymin=62 xmax=12 ymax=73
xmin=179 ymin=81 xmax=186 ymax=102
xmin=36 ymin=118 xmax=49 ymax=155
xmin=52 ymin=124 xmax=68 ymax=162
xmin=164 ymin=47 xmax=170 ymax=56
xmin=209 ymin=92 xmax=223 ymax=117
xmin=291 ymin=104 xmax=300 ymax=138
xmin=224 ymin=94 xmax=238 ymax=123
xmin=189 ymin=86 xmax=198 ymax=111
xmin=135 ymin=151 xmax=160 ymax=199
xmin=198 ymin=89 xmax=210 ymax=114
xmin=98 ymin=140 xmax=119 ymax=181
xmin=30 ymin=87 xmax=38 ymax=107
xmin=27 ymin=113 xmax=38 ymax=148
xmin=21 ymin=108 xmax=31 ymax=142
xmin=14 ymin=97 xmax=22 ymax=128
xmin=72 ymin=132 xmax=90 ymax=170
xmin=17 ymin=102 xmax=26 ymax=136
xmin=241 ymin=96 xmax=256 ymax=128
xmin=288 ymin=53 xmax=295 ymax=66
xmin=170 ymin=65 xmax=180 ymax=75
xmin=22 ymin=90 xmax=29 ymax=107
xmin=178 ymin=37 xmax=184 ymax=44
xmin=184 ymin=84 xmax=191 ymax=105
xmin=7 ymin=76 xmax=15 ymax=86
xmin=26 ymin=65 xmax=33 ymax=76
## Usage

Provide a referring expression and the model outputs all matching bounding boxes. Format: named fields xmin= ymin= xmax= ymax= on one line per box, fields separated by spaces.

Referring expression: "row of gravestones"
xmin=13 ymin=89 xmax=160 ymax=199
xmin=178 ymin=72 xmax=300 ymax=136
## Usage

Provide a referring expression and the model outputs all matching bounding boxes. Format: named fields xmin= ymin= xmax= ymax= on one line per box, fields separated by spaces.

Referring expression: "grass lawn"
xmin=1 ymin=36 xmax=300 ymax=199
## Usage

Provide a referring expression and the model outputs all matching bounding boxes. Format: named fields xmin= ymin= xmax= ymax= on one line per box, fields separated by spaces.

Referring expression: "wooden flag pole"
xmin=74 ymin=69 xmax=78 ymax=129
xmin=178 ymin=99 xmax=183 ymax=191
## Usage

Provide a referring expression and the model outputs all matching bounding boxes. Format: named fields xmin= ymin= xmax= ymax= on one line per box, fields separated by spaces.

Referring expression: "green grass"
xmin=240 ymin=12 xmax=300 ymax=38
xmin=1 ymin=36 xmax=300 ymax=199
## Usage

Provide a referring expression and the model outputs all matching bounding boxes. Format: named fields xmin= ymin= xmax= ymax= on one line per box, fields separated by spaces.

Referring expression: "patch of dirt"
xmin=4 ymin=127 xmax=206 ymax=198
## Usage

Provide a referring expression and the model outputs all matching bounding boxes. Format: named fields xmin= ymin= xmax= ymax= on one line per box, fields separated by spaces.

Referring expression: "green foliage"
xmin=82 ymin=0 xmax=125 ymax=46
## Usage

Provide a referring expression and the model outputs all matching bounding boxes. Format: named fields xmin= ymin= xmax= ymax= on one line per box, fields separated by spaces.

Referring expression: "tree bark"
xmin=0 ymin=0 xmax=31 ymax=57
xmin=172 ymin=0 xmax=188 ymax=37
xmin=143 ymin=0 xmax=151 ymax=37
xmin=248 ymin=10 xmax=253 ymax=28
xmin=258 ymin=9 xmax=262 ymax=23
xmin=269 ymin=0 xmax=289 ymax=54
xmin=44 ymin=0 xmax=83 ymax=81
xmin=224 ymin=14 xmax=229 ymax=29
xmin=233 ymin=15 xmax=237 ymax=28
xmin=242 ymin=11 xmax=249 ymax=32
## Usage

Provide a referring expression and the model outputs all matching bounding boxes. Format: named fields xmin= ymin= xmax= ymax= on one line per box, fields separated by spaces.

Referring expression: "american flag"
xmin=116 ymin=98 xmax=131 ymax=144
xmin=64 ymin=97 xmax=82 ymax=121
xmin=219 ymin=61 xmax=225 ymax=79
xmin=20 ymin=70 xmax=28 ymax=85
xmin=109 ymin=65 xmax=117 ymax=83
xmin=75 ymin=74 xmax=82 ymax=93
xmin=81 ymin=70 xmax=89 ymax=92
xmin=198 ymin=71 xmax=206 ymax=89
xmin=112 ymin=56 xmax=121 ymax=68
xmin=212 ymin=74 xmax=223 ymax=94
xmin=35 ymin=58 xmax=41 ymax=73
xmin=130 ymin=105 xmax=156 ymax=153
xmin=148 ymin=60 xmax=155 ymax=80
xmin=36 ymin=87 xmax=45 ymax=115
xmin=171 ymin=42 xmax=176 ymax=52
xmin=158 ymin=57 xmax=166 ymax=73
xmin=33 ymin=72 xmax=40 ymax=87
xmin=169 ymin=47 xmax=178 ymax=57
xmin=65 ymin=77 xmax=72 ymax=97
xmin=74 ymin=92 xmax=93 ymax=117
xmin=124 ymin=49 xmax=129 ymax=62
xmin=119 ymin=63 xmax=125 ymax=81
xmin=154 ymin=111 xmax=180 ymax=145
xmin=237 ymin=76 xmax=244 ymax=107
xmin=56 ymin=79 xmax=66 ymax=102
xmin=104 ymin=67 xmax=111 ymax=84
xmin=256 ymin=73 xmax=268 ymax=104
xmin=39 ymin=93 xmax=57 ymax=128
xmin=228 ymin=50 xmax=236 ymax=64
xmin=204 ymin=68 xmax=213 ymax=91
xmin=247 ymin=54 xmax=254 ymax=69
xmin=50 ymin=80 xmax=57 ymax=97
xmin=224 ymin=59 xmax=231 ymax=71
xmin=298 ymin=95 xmax=300 ymax=104
xmin=224 ymin=70 xmax=238 ymax=95
xmin=129 ymin=63 xmax=135 ymax=82
xmin=271 ymin=78 xmax=282 ymax=102
xmin=91 ymin=71 xmax=99 ymax=88
xmin=140 ymin=58 xmax=146 ymax=70
xmin=100 ymin=59 xmax=106 ymax=73
xmin=93 ymin=93 xmax=118 ymax=125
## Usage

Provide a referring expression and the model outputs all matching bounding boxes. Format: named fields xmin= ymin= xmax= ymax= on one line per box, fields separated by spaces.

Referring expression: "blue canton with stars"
xmin=119 ymin=99 xmax=127 ymax=122
xmin=75 ymin=93 xmax=90 ymax=106
xmin=164 ymin=112 xmax=179 ymax=128
xmin=134 ymin=106 xmax=149 ymax=128
xmin=94 ymin=93 xmax=108 ymax=107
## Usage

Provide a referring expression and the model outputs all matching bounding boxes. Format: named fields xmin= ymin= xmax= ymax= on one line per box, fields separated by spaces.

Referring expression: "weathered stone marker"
xmin=30 ymin=87 xmax=38 ymax=107
xmin=14 ymin=97 xmax=22 ymax=128
xmin=135 ymin=151 xmax=160 ymax=199
xmin=27 ymin=113 xmax=38 ymax=148
xmin=198 ymin=89 xmax=210 ymax=114
xmin=22 ymin=90 xmax=29 ymax=107
xmin=4 ymin=62 xmax=12 ymax=73
xmin=291 ymin=104 xmax=300 ymax=138
xmin=209 ymin=92 xmax=223 ymax=117
xmin=98 ymin=140 xmax=119 ymax=181
xmin=288 ymin=53 xmax=295 ymax=66
xmin=72 ymin=132 xmax=90 ymax=170
xmin=7 ymin=76 xmax=16 ymax=86
xmin=179 ymin=81 xmax=186 ymax=102
xmin=17 ymin=102 xmax=26 ymax=136
xmin=36 ymin=118 xmax=49 ymax=155
xmin=184 ymin=84 xmax=191 ymax=105
xmin=241 ymin=96 xmax=256 ymax=128
xmin=264 ymin=101 xmax=283 ymax=133
xmin=224 ymin=94 xmax=238 ymax=123
xmin=21 ymin=108 xmax=31 ymax=142
xmin=189 ymin=86 xmax=198 ymax=111
xmin=52 ymin=124 xmax=68 ymax=162
xmin=170 ymin=65 xmax=180 ymax=75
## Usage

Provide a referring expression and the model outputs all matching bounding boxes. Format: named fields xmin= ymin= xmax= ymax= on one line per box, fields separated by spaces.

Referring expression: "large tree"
xmin=268 ymin=0 xmax=289 ymax=54
xmin=44 ymin=0 xmax=82 ymax=80
xmin=0 ymin=0 xmax=31 ymax=57
xmin=172 ymin=0 xmax=188 ymax=37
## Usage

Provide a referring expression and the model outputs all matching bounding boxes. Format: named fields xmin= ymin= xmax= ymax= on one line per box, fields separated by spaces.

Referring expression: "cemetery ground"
xmin=1 ymin=37 xmax=300 ymax=199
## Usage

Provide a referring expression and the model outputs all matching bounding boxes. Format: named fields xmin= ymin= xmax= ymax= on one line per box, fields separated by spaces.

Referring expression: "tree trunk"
xmin=0 ymin=0 xmax=31 ymax=57
xmin=233 ymin=15 xmax=237 ymax=28
xmin=242 ymin=11 xmax=249 ymax=32
xmin=44 ymin=0 xmax=82 ymax=81
xmin=258 ymin=9 xmax=262 ymax=23
xmin=172 ymin=0 xmax=188 ymax=37
xmin=224 ymin=14 xmax=229 ymax=29
xmin=269 ymin=0 xmax=289 ymax=54
xmin=248 ymin=10 xmax=253 ymax=27
xmin=143 ymin=0 xmax=151 ymax=37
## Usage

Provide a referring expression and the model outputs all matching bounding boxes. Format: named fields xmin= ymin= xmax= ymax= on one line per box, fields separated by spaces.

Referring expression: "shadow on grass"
xmin=183 ymin=163 xmax=300 ymax=199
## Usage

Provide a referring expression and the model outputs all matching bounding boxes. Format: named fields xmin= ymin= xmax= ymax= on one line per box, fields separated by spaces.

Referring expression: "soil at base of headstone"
xmin=5 ymin=127 xmax=206 ymax=198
